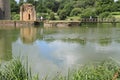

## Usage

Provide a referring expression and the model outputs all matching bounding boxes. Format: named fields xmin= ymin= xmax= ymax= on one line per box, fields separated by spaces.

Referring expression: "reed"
xmin=0 ymin=58 xmax=39 ymax=80
xmin=53 ymin=59 xmax=120 ymax=80
xmin=0 ymin=58 xmax=120 ymax=80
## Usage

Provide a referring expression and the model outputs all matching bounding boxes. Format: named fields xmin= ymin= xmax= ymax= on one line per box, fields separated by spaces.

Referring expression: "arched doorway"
xmin=28 ymin=14 xmax=31 ymax=20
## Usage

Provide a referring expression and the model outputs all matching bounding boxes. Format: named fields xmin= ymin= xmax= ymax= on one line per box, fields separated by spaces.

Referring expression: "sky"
xmin=114 ymin=0 xmax=118 ymax=2
xmin=16 ymin=0 xmax=19 ymax=2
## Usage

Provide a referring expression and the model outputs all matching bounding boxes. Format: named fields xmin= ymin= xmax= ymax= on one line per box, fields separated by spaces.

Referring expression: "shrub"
xmin=11 ymin=12 xmax=20 ymax=20
xmin=81 ymin=9 xmax=97 ymax=18
xmin=70 ymin=8 xmax=82 ymax=16
xmin=49 ymin=12 xmax=56 ymax=20
xmin=59 ymin=10 xmax=67 ymax=20
xmin=99 ymin=12 xmax=110 ymax=18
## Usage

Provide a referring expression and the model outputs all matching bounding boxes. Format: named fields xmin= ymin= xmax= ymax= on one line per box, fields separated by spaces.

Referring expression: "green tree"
xmin=81 ymin=8 xmax=97 ymax=18
xmin=11 ymin=12 xmax=20 ymax=20
xmin=52 ymin=1 xmax=60 ymax=12
xmin=63 ymin=3 xmax=74 ymax=16
xmin=19 ymin=0 xmax=24 ymax=6
xmin=59 ymin=10 xmax=67 ymax=20
xmin=99 ymin=12 xmax=110 ymax=18
xmin=45 ymin=2 xmax=54 ymax=10
xmin=70 ymin=8 xmax=82 ymax=16
xmin=49 ymin=12 xmax=55 ymax=20
xmin=114 ymin=0 xmax=120 ymax=11
xmin=26 ymin=0 xmax=34 ymax=4
xmin=10 ymin=0 xmax=19 ymax=13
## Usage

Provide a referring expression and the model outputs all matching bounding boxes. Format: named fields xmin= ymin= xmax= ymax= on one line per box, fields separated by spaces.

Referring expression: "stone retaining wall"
xmin=0 ymin=20 xmax=81 ymax=28
xmin=44 ymin=21 xmax=81 ymax=27
xmin=0 ymin=20 xmax=36 ymax=27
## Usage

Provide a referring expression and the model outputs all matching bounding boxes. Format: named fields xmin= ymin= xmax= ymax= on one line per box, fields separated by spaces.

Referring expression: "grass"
xmin=52 ymin=59 xmax=120 ymax=80
xmin=66 ymin=16 xmax=81 ymax=21
xmin=0 ymin=58 xmax=39 ymax=80
xmin=71 ymin=60 xmax=120 ymax=80
xmin=0 ymin=58 xmax=120 ymax=80
xmin=110 ymin=12 xmax=120 ymax=18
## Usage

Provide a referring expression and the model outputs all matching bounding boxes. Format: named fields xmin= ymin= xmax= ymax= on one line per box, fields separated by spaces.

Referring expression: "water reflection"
xmin=62 ymin=38 xmax=87 ymax=45
xmin=20 ymin=27 xmax=37 ymax=44
xmin=98 ymin=38 xmax=112 ymax=46
xmin=11 ymin=25 xmax=120 ymax=78
xmin=1 ymin=23 xmax=120 ymax=78
xmin=0 ymin=29 xmax=18 ymax=63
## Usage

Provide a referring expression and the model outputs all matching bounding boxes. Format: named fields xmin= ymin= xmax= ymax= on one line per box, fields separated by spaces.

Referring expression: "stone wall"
xmin=44 ymin=21 xmax=81 ymax=27
xmin=0 ymin=20 xmax=36 ymax=27
xmin=20 ymin=3 xmax=36 ymax=21
xmin=0 ymin=0 xmax=11 ymax=20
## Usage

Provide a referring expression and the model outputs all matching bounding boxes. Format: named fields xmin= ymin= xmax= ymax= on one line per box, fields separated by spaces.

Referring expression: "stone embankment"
xmin=0 ymin=20 xmax=39 ymax=27
xmin=44 ymin=21 xmax=81 ymax=27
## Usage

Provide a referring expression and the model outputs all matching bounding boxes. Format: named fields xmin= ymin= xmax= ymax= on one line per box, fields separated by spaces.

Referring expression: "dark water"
xmin=0 ymin=23 xmax=120 ymax=78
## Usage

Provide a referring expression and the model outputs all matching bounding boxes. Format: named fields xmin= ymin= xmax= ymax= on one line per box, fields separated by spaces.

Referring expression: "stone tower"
xmin=20 ymin=3 xmax=36 ymax=21
xmin=0 ymin=0 xmax=11 ymax=20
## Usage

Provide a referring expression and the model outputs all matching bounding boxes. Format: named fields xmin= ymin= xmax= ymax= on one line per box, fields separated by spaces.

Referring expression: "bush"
xmin=63 ymin=3 xmax=74 ymax=16
xmin=11 ymin=12 xmax=20 ymax=20
xmin=81 ymin=8 xmax=97 ymax=18
xmin=49 ymin=12 xmax=56 ymax=20
xmin=59 ymin=10 xmax=67 ymax=20
xmin=70 ymin=8 xmax=82 ymax=16
xmin=99 ymin=12 xmax=110 ymax=18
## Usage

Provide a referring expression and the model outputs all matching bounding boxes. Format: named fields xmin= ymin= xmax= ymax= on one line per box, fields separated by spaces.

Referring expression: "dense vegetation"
xmin=0 ymin=58 xmax=120 ymax=80
xmin=0 ymin=58 xmax=39 ymax=80
xmin=10 ymin=0 xmax=120 ymax=20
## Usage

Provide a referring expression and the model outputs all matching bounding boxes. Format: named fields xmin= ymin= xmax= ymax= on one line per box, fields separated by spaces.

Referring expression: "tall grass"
xmin=0 ymin=58 xmax=39 ymax=80
xmin=52 ymin=59 xmax=120 ymax=80
xmin=0 ymin=58 xmax=120 ymax=80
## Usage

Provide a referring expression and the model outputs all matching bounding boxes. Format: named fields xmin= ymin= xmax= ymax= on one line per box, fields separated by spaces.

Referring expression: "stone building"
xmin=20 ymin=3 xmax=36 ymax=21
xmin=0 ymin=0 xmax=11 ymax=20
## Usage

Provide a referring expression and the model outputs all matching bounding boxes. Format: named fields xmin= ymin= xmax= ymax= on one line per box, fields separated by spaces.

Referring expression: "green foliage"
xmin=26 ymin=0 xmax=34 ymax=4
xmin=19 ymin=0 xmax=24 ymax=6
xmin=0 ymin=58 xmax=39 ymax=80
xmin=0 ymin=58 xmax=120 ymax=80
xmin=72 ymin=60 xmax=119 ymax=80
xmin=10 ymin=0 xmax=19 ymax=13
xmin=45 ymin=2 xmax=54 ymax=10
xmin=99 ymin=12 xmax=110 ymax=18
xmin=81 ymin=8 xmax=97 ymax=18
xmin=10 ymin=0 xmax=120 ymax=20
xmin=52 ymin=59 xmax=120 ymax=80
xmin=111 ymin=12 xmax=120 ymax=15
xmin=52 ymin=1 xmax=60 ymax=12
xmin=70 ymin=8 xmax=82 ymax=16
xmin=11 ymin=12 xmax=20 ymax=20
xmin=59 ymin=10 xmax=67 ymax=20
xmin=49 ymin=12 xmax=55 ymax=20
xmin=63 ymin=3 xmax=74 ymax=16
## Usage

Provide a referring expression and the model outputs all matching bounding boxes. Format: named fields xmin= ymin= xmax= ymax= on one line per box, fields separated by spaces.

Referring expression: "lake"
xmin=0 ymin=23 xmax=120 ymax=78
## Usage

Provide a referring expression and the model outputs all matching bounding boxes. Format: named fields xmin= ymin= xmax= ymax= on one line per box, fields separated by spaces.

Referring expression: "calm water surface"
xmin=0 ymin=23 xmax=120 ymax=78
